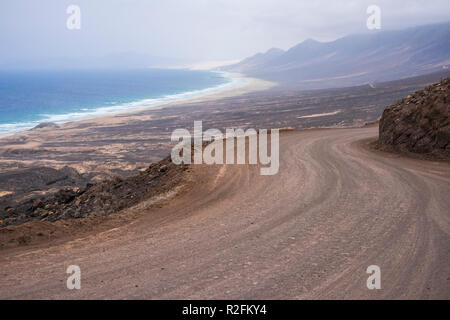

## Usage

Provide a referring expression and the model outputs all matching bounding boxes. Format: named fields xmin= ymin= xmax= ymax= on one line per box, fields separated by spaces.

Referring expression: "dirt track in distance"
xmin=0 ymin=126 xmax=449 ymax=299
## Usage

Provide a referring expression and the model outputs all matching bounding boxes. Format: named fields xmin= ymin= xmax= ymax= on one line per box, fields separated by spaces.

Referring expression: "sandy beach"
xmin=0 ymin=73 xmax=275 ymax=139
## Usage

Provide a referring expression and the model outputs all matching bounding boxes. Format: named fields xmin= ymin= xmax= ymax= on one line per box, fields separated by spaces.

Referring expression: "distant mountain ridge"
xmin=222 ymin=23 xmax=450 ymax=89
xmin=226 ymin=48 xmax=285 ymax=72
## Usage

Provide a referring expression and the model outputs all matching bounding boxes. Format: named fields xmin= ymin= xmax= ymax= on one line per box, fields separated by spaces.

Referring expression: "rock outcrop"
xmin=379 ymin=78 xmax=450 ymax=159
xmin=0 ymin=156 xmax=188 ymax=227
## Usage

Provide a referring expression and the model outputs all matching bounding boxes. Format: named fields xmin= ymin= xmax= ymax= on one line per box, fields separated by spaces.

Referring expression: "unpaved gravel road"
xmin=1 ymin=126 xmax=449 ymax=299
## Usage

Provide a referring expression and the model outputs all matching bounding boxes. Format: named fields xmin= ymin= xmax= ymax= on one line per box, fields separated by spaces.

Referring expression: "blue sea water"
xmin=0 ymin=69 xmax=236 ymax=134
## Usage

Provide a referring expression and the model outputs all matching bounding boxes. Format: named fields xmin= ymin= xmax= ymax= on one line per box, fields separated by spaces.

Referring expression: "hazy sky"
xmin=1 ymin=0 xmax=449 ymax=67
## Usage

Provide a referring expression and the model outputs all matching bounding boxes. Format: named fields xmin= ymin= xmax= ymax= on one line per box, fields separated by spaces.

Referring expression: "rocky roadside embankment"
xmin=0 ymin=156 xmax=188 ymax=227
xmin=379 ymin=78 xmax=449 ymax=159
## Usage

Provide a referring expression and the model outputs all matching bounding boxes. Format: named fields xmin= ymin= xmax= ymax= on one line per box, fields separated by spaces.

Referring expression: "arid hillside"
xmin=379 ymin=78 xmax=449 ymax=159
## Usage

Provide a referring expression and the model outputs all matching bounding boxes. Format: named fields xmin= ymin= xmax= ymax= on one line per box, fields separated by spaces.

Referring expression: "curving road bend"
xmin=0 ymin=126 xmax=449 ymax=299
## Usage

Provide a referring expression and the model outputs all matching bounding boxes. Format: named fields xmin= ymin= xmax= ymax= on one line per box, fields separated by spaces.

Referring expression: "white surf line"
xmin=0 ymin=72 xmax=243 ymax=137
xmin=0 ymin=191 xmax=13 ymax=197
xmin=297 ymin=110 xmax=342 ymax=119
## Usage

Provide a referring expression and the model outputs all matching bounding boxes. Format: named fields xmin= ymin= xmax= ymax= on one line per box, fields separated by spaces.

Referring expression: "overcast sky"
xmin=1 ymin=0 xmax=449 ymax=66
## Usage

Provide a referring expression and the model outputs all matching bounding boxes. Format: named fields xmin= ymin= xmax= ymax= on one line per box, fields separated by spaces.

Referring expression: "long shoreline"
xmin=0 ymin=72 xmax=276 ymax=139
xmin=90 ymin=72 xmax=276 ymax=116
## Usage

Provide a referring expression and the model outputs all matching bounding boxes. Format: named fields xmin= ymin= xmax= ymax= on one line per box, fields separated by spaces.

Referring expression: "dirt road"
xmin=1 ymin=126 xmax=449 ymax=299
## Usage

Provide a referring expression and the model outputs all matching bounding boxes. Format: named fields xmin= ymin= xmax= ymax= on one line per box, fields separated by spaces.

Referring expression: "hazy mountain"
xmin=222 ymin=23 xmax=450 ymax=89
xmin=225 ymin=48 xmax=285 ymax=72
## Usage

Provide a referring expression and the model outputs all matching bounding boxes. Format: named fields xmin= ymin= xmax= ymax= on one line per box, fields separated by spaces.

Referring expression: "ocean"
xmin=0 ymin=69 xmax=237 ymax=134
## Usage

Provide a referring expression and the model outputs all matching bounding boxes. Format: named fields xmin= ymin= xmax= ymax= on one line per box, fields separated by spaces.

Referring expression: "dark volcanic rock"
xmin=0 ymin=156 xmax=187 ymax=227
xmin=0 ymin=166 xmax=86 ymax=192
xmin=379 ymin=78 xmax=450 ymax=158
